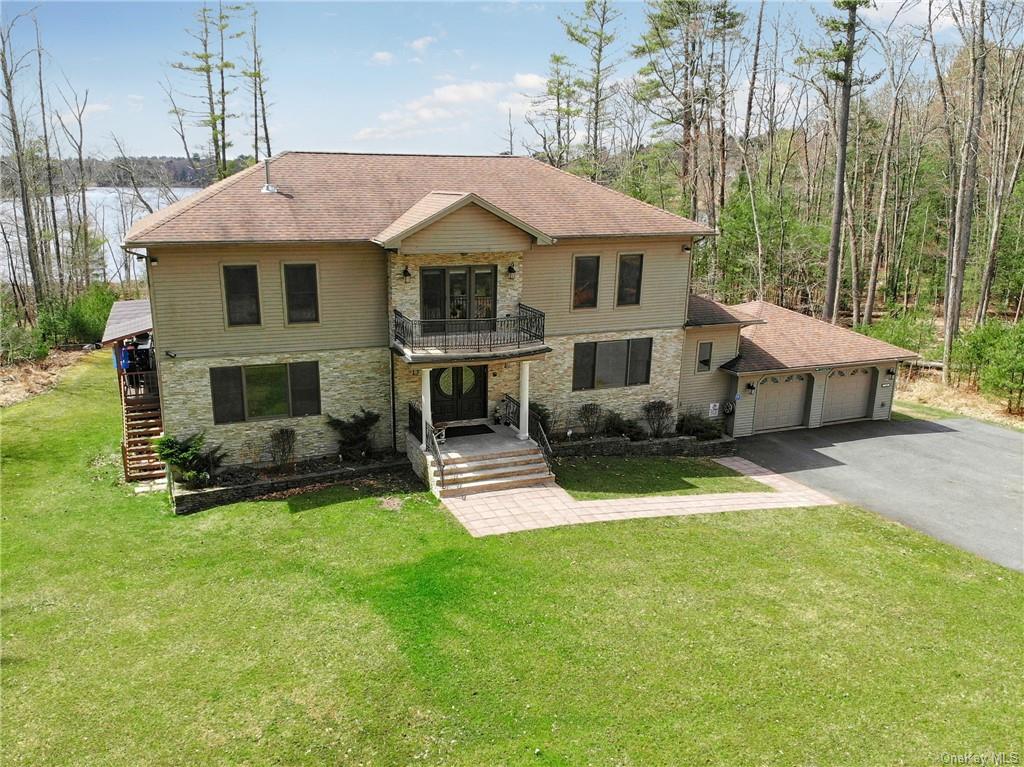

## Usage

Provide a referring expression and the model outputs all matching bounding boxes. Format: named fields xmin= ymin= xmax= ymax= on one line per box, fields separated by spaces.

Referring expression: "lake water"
xmin=1 ymin=186 xmax=199 ymax=281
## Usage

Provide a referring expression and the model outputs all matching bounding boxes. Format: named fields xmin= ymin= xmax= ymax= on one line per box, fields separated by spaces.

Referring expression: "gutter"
xmin=721 ymin=356 xmax=920 ymax=377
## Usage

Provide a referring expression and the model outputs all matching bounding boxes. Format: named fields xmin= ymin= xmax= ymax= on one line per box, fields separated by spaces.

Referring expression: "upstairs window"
xmin=616 ymin=253 xmax=643 ymax=306
xmin=210 ymin=361 xmax=321 ymax=424
xmin=284 ymin=264 xmax=319 ymax=324
xmin=696 ymin=341 xmax=713 ymax=373
xmin=572 ymin=338 xmax=653 ymax=390
xmin=573 ymin=255 xmax=600 ymax=309
xmin=223 ymin=265 xmax=261 ymax=326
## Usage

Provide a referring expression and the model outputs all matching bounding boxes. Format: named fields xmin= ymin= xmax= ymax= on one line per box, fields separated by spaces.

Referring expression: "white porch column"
xmin=420 ymin=368 xmax=432 ymax=449
xmin=518 ymin=361 xmax=530 ymax=440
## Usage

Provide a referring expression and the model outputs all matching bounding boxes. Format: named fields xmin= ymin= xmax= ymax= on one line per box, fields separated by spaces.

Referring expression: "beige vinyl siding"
xmin=148 ymin=242 xmax=388 ymax=357
xmin=400 ymin=203 xmax=533 ymax=254
xmin=678 ymin=325 xmax=741 ymax=420
xmin=521 ymin=237 xmax=691 ymax=336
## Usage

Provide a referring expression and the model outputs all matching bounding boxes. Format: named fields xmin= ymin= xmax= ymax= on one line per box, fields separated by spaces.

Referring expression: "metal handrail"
xmin=409 ymin=400 xmax=446 ymax=487
xmin=501 ymin=394 xmax=553 ymax=463
xmin=425 ymin=424 xmax=445 ymax=487
xmin=392 ymin=303 xmax=545 ymax=353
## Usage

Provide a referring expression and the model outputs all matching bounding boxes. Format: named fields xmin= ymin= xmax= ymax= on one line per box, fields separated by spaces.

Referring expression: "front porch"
xmin=404 ymin=364 xmax=556 ymax=497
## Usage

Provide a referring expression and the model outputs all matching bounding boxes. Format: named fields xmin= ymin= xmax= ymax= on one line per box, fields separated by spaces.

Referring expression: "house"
xmin=118 ymin=151 xmax=915 ymax=493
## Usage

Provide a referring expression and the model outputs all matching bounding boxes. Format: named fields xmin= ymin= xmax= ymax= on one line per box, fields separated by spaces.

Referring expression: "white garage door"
xmin=753 ymin=374 xmax=809 ymax=432
xmin=823 ymin=367 xmax=874 ymax=423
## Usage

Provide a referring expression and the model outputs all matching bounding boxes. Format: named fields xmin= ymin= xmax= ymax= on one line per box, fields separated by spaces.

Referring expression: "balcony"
xmin=391 ymin=304 xmax=550 ymax=363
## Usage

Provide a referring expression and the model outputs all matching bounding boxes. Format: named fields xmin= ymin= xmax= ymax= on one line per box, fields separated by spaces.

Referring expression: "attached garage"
xmin=752 ymin=373 xmax=810 ymax=432
xmin=822 ymin=367 xmax=875 ymax=423
xmin=717 ymin=300 xmax=918 ymax=438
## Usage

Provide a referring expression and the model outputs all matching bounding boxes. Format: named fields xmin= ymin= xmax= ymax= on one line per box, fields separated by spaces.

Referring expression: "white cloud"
xmin=370 ymin=51 xmax=393 ymax=65
xmin=862 ymin=0 xmax=956 ymax=33
xmin=60 ymin=101 xmax=111 ymax=125
xmin=409 ymin=35 xmax=437 ymax=53
xmin=354 ymin=73 xmax=547 ymax=142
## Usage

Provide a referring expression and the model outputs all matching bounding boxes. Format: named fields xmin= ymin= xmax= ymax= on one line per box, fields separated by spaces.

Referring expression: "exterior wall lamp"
xmin=507 ymin=264 xmax=517 ymax=276
xmin=402 ymin=266 xmax=412 ymax=282
xmin=745 ymin=382 xmax=756 ymax=393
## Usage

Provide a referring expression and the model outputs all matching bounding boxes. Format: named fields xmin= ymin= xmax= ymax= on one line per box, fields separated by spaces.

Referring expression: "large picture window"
xmin=616 ymin=253 xmax=643 ymax=306
xmin=572 ymin=338 xmax=653 ymax=390
xmin=223 ymin=265 xmax=261 ymax=326
xmin=573 ymin=255 xmax=600 ymax=309
xmin=283 ymin=264 xmax=319 ymax=324
xmin=210 ymin=361 xmax=321 ymax=424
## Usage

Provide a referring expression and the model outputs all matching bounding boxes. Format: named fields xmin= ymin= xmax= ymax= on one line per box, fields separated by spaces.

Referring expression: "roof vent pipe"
xmin=261 ymin=157 xmax=277 ymax=194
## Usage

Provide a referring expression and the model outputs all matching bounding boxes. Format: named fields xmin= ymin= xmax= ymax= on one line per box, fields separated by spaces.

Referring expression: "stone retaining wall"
xmin=171 ymin=457 xmax=410 ymax=515
xmin=551 ymin=434 xmax=735 ymax=459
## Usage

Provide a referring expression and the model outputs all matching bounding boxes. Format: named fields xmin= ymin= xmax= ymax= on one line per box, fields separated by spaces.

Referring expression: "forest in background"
xmin=1 ymin=0 xmax=1021 ymax=409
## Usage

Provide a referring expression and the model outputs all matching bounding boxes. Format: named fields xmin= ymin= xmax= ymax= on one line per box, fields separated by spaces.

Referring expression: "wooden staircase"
xmin=122 ymin=397 xmax=166 ymax=481
xmin=429 ymin=441 xmax=555 ymax=498
xmin=118 ymin=369 xmax=166 ymax=482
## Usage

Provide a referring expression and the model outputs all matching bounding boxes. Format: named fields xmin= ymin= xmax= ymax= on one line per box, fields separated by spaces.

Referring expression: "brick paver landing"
xmin=441 ymin=456 xmax=836 ymax=537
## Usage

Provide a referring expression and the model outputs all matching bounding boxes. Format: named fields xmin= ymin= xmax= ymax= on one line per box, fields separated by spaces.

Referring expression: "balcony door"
xmin=430 ymin=365 xmax=488 ymax=423
xmin=421 ymin=266 xmax=496 ymax=334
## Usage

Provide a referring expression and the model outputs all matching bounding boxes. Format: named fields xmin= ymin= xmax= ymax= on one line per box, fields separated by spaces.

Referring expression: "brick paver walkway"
xmin=442 ymin=456 xmax=836 ymax=537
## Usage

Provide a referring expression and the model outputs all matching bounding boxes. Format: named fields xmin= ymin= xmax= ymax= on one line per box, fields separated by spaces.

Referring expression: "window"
xmin=283 ymin=264 xmax=319 ymax=324
xmin=696 ymin=341 xmax=713 ymax=373
xmin=223 ymin=265 xmax=261 ymax=326
xmin=573 ymin=255 xmax=600 ymax=309
xmin=616 ymin=253 xmax=643 ymax=306
xmin=572 ymin=338 xmax=653 ymax=390
xmin=210 ymin=361 xmax=321 ymax=423
xmin=627 ymin=337 xmax=653 ymax=385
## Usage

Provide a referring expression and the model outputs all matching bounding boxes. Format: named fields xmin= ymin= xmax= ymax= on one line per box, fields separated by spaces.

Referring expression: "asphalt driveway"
xmin=737 ymin=416 xmax=1024 ymax=571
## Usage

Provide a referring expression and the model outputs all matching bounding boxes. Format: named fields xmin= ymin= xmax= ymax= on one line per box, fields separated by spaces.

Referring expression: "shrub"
xmin=36 ymin=284 xmax=118 ymax=346
xmin=327 ymin=408 xmax=381 ymax=461
xmin=1 ymin=296 xmax=48 ymax=363
xmin=529 ymin=402 xmax=553 ymax=435
xmin=577 ymin=402 xmax=603 ymax=435
xmin=676 ymin=411 xmax=723 ymax=441
xmin=977 ymin=321 xmax=1024 ymax=413
xmin=152 ymin=432 xmax=225 ymax=489
xmin=856 ymin=307 xmax=939 ymax=359
xmin=268 ymin=427 xmax=297 ymax=472
xmin=642 ymin=399 xmax=674 ymax=437
xmin=602 ymin=410 xmax=645 ymax=441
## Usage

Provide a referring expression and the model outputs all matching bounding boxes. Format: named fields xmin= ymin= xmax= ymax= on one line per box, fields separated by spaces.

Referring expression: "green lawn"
xmin=553 ymin=454 xmax=768 ymax=500
xmin=893 ymin=399 xmax=963 ymax=422
xmin=3 ymin=353 xmax=1023 ymax=766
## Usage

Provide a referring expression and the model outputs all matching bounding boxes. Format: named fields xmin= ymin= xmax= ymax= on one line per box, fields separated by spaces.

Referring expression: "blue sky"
xmin=5 ymin=1 xmax=947 ymax=158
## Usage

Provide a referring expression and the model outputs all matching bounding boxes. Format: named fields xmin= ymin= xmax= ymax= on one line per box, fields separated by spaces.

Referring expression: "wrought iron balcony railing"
xmin=392 ymin=303 xmax=545 ymax=354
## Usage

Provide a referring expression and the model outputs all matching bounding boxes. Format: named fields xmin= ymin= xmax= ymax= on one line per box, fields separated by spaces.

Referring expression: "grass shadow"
xmin=284 ymin=469 xmax=426 ymax=514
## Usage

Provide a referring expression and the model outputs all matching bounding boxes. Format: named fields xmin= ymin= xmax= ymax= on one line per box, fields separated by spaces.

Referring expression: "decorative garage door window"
xmin=823 ymin=367 xmax=875 ymax=422
xmin=759 ymin=374 xmax=805 ymax=385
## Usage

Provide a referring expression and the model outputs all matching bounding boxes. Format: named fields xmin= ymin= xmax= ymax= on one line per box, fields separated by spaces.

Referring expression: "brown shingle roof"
xmin=102 ymin=299 xmax=152 ymax=344
xmin=686 ymin=295 xmax=762 ymax=327
xmin=124 ymin=152 xmax=715 ymax=246
xmin=373 ymin=191 xmax=554 ymax=247
xmin=722 ymin=301 xmax=917 ymax=374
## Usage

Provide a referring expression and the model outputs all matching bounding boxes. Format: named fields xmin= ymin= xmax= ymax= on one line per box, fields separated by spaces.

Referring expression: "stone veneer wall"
xmin=159 ymin=347 xmax=393 ymax=465
xmin=387 ymin=251 xmax=523 ymax=319
xmin=529 ymin=327 xmax=686 ymax=436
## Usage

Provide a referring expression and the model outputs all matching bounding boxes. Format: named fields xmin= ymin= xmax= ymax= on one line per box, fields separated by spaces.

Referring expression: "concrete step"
xmin=435 ymin=444 xmax=542 ymax=462
xmin=439 ymin=470 xmax=556 ymax=497
xmin=439 ymin=459 xmax=550 ymax=484
xmin=431 ymin=452 xmax=547 ymax=477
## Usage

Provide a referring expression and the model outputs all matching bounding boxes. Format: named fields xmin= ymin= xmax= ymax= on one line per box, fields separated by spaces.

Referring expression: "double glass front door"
xmin=430 ymin=366 xmax=487 ymax=423
xmin=421 ymin=266 xmax=497 ymax=333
